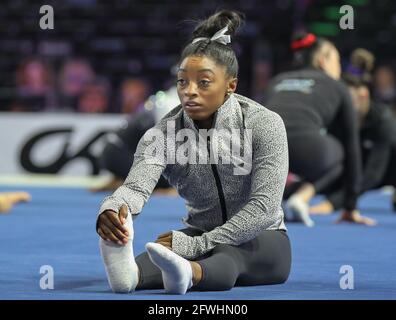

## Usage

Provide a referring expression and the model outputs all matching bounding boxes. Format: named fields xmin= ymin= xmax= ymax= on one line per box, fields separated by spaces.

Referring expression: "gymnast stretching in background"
xmin=264 ymin=33 xmax=375 ymax=226
xmin=310 ymin=49 xmax=396 ymax=215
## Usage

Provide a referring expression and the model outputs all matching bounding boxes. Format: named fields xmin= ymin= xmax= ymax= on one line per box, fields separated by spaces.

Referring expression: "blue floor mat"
xmin=0 ymin=186 xmax=395 ymax=300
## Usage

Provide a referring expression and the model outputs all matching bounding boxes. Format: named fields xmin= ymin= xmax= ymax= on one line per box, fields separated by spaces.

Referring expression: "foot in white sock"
xmin=99 ymin=210 xmax=139 ymax=293
xmin=287 ymin=195 xmax=315 ymax=227
xmin=145 ymin=242 xmax=193 ymax=295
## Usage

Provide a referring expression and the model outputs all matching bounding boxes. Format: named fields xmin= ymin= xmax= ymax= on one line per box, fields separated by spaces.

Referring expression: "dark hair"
xmin=291 ymin=32 xmax=333 ymax=69
xmin=179 ymin=10 xmax=244 ymax=78
xmin=342 ymin=48 xmax=375 ymax=87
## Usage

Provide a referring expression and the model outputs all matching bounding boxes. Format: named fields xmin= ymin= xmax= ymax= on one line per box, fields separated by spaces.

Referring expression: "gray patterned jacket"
xmin=98 ymin=93 xmax=288 ymax=260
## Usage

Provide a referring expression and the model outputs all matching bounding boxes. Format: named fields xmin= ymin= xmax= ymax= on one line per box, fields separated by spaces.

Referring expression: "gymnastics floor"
xmin=0 ymin=184 xmax=395 ymax=300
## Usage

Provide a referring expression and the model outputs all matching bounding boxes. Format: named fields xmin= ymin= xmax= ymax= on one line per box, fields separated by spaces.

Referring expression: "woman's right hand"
xmin=96 ymin=205 xmax=130 ymax=245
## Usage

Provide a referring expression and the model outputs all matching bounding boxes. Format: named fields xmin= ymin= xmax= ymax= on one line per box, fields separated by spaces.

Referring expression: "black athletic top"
xmin=360 ymin=103 xmax=396 ymax=190
xmin=327 ymin=102 xmax=396 ymax=209
xmin=263 ymin=68 xmax=362 ymax=211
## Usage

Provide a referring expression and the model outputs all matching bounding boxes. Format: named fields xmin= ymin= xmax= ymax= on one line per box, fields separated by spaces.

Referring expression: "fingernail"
xmin=117 ymin=241 xmax=122 ymax=245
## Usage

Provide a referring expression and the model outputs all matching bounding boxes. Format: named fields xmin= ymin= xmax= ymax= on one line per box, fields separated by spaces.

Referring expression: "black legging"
xmin=135 ymin=228 xmax=291 ymax=291
xmin=382 ymin=148 xmax=396 ymax=188
xmin=287 ymin=130 xmax=344 ymax=193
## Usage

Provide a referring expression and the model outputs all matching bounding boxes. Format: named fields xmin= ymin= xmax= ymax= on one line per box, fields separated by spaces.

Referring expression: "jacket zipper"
xmin=207 ymin=136 xmax=228 ymax=224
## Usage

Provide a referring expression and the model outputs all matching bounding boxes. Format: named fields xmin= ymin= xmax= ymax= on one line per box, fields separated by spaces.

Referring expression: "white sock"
xmin=99 ymin=210 xmax=139 ymax=293
xmin=145 ymin=242 xmax=193 ymax=295
xmin=287 ymin=195 xmax=315 ymax=227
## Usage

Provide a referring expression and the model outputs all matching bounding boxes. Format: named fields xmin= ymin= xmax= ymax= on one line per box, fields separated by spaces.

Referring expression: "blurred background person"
xmin=310 ymin=49 xmax=396 ymax=215
xmin=57 ymin=58 xmax=96 ymax=111
xmin=91 ymin=85 xmax=179 ymax=194
xmin=11 ymin=57 xmax=55 ymax=111
xmin=76 ymin=76 xmax=111 ymax=113
xmin=263 ymin=33 xmax=375 ymax=227
xmin=119 ymin=78 xmax=150 ymax=115
xmin=373 ymin=65 xmax=396 ymax=114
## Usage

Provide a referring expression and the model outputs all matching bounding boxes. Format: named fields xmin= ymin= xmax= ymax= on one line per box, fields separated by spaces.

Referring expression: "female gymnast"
xmin=310 ymin=49 xmax=396 ymax=216
xmin=95 ymin=10 xmax=291 ymax=294
xmin=264 ymin=33 xmax=374 ymax=226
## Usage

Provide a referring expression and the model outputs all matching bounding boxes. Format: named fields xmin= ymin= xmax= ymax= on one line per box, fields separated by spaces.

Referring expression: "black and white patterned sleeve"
xmin=97 ymin=126 xmax=167 ymax=218
xmin=172 ymin=111 xmax=289 ymax=259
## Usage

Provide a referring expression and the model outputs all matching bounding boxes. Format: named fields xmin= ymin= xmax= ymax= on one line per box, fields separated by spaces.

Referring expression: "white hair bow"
xmin=192 ymin=26 xmax=231 ymax=45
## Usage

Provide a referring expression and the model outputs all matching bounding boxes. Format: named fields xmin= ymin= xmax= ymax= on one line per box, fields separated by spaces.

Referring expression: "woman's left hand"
xmin=155 ymin=231 xmax=173 ymax=249
xmin=335 ymin=210 xmax=377 ymax=226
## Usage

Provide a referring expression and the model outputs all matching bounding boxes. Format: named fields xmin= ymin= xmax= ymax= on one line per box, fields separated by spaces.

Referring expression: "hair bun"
xmin=343 ymin=48 xmax=375 ymax=86
xmin=192 ymin=10 xmax=244 ymax=40
xmin=350 ymin=48 xmax=375 ymax=73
